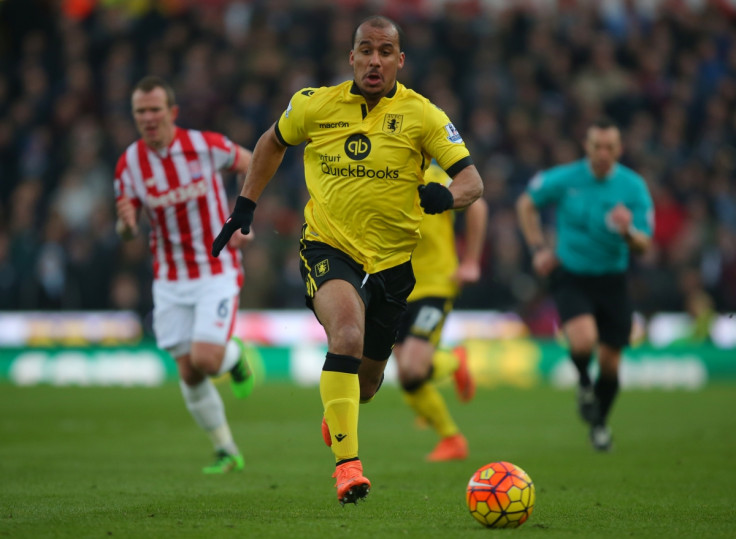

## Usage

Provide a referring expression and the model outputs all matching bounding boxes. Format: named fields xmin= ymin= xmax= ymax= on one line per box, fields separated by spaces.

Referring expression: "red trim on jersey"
xmin=114 ymin=153 xmax=127 ymax=199
xmin=202 ymin=131 xmax=232 ymax=153
xmin=154 ymin=207 xmax=173 ymax=280
xmin=210 ymin=151 xmax=240 ymax=271
xmin=137 ymin=140 xmax=176 ymax=280
xmin=229 ymin=147 xmax=240 ymax=172
xmin=226 ymin=292 xmax=240 ymax=340
xmin=160 ymin=131 xmax=199 ymax=280
xmin=203 ymin=130 xmax=239 ymax=172
xmin=200 ymin=132 xmax=242 ymax=275
xmin=179 ymin=129 xmax=223 ymax=276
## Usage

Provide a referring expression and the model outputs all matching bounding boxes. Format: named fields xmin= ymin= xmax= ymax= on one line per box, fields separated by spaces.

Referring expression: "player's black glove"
xmin=211 ymin=196 xmax=257 ymax=257
xmin=418 ymin=183 xmax=454 ymax=214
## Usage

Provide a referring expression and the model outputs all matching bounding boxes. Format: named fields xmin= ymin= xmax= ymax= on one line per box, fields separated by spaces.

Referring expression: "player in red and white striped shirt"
xmin=114 ymin=76 xmax=255 ymax=474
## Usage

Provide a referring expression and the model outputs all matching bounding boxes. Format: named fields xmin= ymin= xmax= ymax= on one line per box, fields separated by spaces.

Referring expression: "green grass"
xmin=1 ymin=382 xmax=735 ymax=538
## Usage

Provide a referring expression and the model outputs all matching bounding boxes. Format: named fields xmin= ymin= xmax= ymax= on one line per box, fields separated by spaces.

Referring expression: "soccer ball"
xmin=466 ymin=461 xmax=535 ymax=528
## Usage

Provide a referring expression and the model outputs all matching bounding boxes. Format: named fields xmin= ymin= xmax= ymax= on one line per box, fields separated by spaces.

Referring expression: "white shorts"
xmin=152 ymin=272 xmax=240 ymax=357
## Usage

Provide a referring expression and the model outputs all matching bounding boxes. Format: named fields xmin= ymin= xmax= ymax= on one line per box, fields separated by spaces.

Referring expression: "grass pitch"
xmin=1 ymin=381 xmax=734 ymax=538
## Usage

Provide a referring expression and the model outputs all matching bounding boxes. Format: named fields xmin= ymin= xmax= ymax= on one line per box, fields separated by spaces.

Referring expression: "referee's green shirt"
xmin=527 ymin=159 xmax=654 ymax=274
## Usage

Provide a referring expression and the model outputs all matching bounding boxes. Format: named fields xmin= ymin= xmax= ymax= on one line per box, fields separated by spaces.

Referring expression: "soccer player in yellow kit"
xmin=393 ymin=162 xmax=487 ymax=462
xmin=212 ymin=15 xmax=484 ymax=504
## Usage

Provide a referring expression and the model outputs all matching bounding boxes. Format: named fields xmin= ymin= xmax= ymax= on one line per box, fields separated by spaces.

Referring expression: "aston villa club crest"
xmin=315 ymin=259 xmax=330 ymax=277
xmin=383 ymin=114 xmax=403 ymax=135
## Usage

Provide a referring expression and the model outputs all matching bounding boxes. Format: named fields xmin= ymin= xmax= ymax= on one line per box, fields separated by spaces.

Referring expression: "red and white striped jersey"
xmin=114 ymin=127 xmax=243 ymax=283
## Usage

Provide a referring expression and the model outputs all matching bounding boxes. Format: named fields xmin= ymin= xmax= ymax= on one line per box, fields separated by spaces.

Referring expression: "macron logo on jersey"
xmin=444 ymin=123 xmax=463 ymax=143
xmin=319 ymin=121 xmax=350 ymax=129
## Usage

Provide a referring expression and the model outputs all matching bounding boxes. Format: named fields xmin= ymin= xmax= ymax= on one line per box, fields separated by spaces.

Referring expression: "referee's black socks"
xmin=594 ymin=373 xmax=620 ymax=425
xmin=570 ymin=352 xmax=593 ymax=387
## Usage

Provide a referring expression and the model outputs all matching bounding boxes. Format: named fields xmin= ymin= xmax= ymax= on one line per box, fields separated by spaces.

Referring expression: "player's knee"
xmin=398 ymin=365 xmax=431 ymax=391
xmin=598 ymin=356 xmax=620 ymax=376
xmin=359 ymin=383 xmax=377 ymax=402
xmin=569 ymin=341 xmax=595 ymax=358
xmin=189 ymin=352 xmax=219 ymax=376
xmin=327 ymin=323 xmax=364 ymax=357
xmin=400 ymin=376 xmax=427 ymax=393
xmin=178 ymin=362 xmax=205 ymax=386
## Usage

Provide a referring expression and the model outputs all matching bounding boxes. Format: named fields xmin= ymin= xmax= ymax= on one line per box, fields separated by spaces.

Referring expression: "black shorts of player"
xmin=299 ymin=238 xmax=416 ymax=361
xmin=549 ymin=267 xmax=632 ymax=349
xmin=396 ymin=297 xmax=453 ymax=348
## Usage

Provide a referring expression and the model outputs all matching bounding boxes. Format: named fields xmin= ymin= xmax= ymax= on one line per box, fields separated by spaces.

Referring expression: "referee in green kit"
xmin=516 ymin=118 xmax=654 ymax=452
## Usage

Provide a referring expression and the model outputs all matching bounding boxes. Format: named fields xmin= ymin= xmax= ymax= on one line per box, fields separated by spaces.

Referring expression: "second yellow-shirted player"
xmin=394 ymin=162 xmax=488 ymax=461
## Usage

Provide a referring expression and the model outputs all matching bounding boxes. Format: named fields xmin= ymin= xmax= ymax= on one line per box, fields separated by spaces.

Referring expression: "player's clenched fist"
xmin=212 ymin=196 xmax=257 ymax=257
xmin=418 ymin=183 xmax=454 ymax=214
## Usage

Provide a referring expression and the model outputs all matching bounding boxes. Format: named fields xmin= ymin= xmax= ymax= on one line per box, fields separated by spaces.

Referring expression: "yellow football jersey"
xmin=409 ymin=163 xmax=459 ymax=301
xmin=276 ymin=80 xmax=472 ymax=274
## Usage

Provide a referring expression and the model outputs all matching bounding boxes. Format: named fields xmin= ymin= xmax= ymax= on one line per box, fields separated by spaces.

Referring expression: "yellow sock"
xmin=403 ymin=382 xmax=458 ymax=438
xmin=320 ymin=370 xmax=360 ymax=462
xmin=430 ymin=348 xmax=458 ymax=382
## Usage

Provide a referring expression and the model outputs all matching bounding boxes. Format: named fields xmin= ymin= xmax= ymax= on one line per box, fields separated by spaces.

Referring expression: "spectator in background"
xmin=516 ymin=119 xmax=654 ymax=452
xmin=114 ymin=76 xmax=255 ymax=474
xmin=0 ymin=1 xmax=734 ymax=326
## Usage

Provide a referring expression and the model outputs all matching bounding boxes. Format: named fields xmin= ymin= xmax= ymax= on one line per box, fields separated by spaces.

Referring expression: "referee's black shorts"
xmin=299 ymin=238 xmax=415 ymax=361
xmin=550 ymin=267 xmax=632 ymax=349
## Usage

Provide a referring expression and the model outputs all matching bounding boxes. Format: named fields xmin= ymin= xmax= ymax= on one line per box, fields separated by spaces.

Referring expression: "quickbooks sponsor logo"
xmin=319 ymin=133 xmax=398 ymax=178
xmin=344 ymin=134 xmax=371 ymax=160
xmin=320 ymin=162 xmax=399 ymax=179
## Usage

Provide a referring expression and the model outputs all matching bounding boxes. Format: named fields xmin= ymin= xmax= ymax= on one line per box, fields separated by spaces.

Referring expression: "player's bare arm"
xmin=233 ymin=145 xmax=253 ymax=176
xmin=448 ymin=165 xmax=483 ymax=209
xmin=115 ymin=197 xmax=139 ymax=240
xmin=454 ymin=197 xmax=488 ymax=285
xmin=516 ymin=193 xmax=544 ymax=250
xmin=516 ymin=192 xmax=557 ymax=277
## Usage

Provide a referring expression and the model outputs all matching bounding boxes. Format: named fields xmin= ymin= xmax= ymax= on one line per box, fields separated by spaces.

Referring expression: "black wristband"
xmin=234 ymin=195 xmax=257 ymax=213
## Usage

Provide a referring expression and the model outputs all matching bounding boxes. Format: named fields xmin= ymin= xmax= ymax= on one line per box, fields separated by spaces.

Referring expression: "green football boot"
xmin=202 ymin=449 xmax=245 ymax=474
xmin=229 ymin=336 xmax=255 ymax=399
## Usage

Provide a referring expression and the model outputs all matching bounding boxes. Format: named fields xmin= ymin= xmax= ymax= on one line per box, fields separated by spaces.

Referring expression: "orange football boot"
xmin=452 ymin=345 xmax=476 ymax=402
xmin=333 ymin=459 xmax=371 ymax=505
xmin=426 ymin=433 xmax=468 ymax=462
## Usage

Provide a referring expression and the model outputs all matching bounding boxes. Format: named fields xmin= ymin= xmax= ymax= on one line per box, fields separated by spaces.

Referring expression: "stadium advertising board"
xmin=0 ymin=311 xmax=733 ymax=387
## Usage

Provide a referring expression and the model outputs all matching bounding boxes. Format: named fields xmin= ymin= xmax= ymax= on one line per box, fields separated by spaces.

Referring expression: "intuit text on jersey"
xmin=320 ymin=162 xmax=399 ymax=179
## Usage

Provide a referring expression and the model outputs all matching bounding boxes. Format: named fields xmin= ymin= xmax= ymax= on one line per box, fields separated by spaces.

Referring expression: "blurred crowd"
xmin=1 ymin=0 xmax=735 ymax=336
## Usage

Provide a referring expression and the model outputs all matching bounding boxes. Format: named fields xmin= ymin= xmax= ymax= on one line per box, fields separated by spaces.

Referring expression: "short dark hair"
xmin=591 ymin=117 xmax=618 ymax=130
xmin=133 ymin=76 xmax=176 ymax=107
xmin=351 ymin=15 xmax=403 ymax=51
